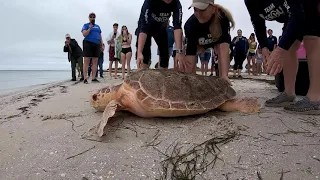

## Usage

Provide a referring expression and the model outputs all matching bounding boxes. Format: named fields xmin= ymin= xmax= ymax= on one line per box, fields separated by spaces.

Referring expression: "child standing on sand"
xmin=256 ymin=46 xmax=263 ymax=76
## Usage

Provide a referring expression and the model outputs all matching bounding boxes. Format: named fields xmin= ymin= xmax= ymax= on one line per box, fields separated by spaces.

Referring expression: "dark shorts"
xmin=247 ymin=52 xmax=255 ymax=57
xmin=109 ymin=46 xmax=115 ymax=61
xmin=303 ymin=0 xmax=320 ymax=37
xmin=199 ymin=51 xmax=211 ymax=62
xmin=121 ymin=47 xmax=132 ymax=54
xmin=83 ymin=40 xmax=100 ymax=58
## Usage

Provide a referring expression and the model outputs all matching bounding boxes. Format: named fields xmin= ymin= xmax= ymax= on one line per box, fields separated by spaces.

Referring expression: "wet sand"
xmin=0 ymin=73 xmax=319 ymax=180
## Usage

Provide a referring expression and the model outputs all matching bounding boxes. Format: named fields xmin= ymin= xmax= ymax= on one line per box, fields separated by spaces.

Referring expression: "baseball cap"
xmin=188 ymin=0 xmax=214 ymax=10
xmin=65 ymin=33 xmax=71 ymax=38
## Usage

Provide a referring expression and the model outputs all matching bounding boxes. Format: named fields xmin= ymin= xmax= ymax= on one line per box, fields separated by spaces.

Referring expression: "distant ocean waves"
xmin=0 ymin=70 xmax=70 ymax=95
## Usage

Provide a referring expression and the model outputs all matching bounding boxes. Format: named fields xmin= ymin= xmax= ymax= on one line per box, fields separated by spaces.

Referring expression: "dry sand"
xmin=0 ymin=73 xmax=319 ymax=180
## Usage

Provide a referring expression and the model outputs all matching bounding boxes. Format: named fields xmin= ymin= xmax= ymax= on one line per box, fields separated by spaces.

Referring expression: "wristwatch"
xmin=176 ymin=49 xmax=184 ymax=54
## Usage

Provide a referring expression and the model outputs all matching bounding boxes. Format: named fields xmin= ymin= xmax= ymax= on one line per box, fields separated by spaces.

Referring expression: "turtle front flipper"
xmin=218 ymin=97 xmax=262 ymax=113
xmin=96 ymin=100 xmax=123 ymax=137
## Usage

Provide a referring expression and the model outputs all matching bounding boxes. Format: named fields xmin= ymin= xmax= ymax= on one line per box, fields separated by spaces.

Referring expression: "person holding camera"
xmin=81 ymin=12 xmax=103 ymax=84
xmin=63 ymin=33 xmax=84 ymax=81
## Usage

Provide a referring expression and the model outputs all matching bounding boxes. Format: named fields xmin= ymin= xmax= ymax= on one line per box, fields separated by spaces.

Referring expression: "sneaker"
xmin=84 ymin=79 xmax=88 ymax=84
xmin=284 ymin=97 xmax=320 ymax=115
xmin=92 ymin=79 xmax=100 ymax=83
xmin=71 ymin=78 xmax=76 ymax=81
xmin=265 ymin=92 xmax=296 ymax=107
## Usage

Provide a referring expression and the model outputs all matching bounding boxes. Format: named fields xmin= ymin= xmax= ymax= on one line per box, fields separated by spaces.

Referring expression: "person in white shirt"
xmin=106 ymin=23 xmax=120 ymax=79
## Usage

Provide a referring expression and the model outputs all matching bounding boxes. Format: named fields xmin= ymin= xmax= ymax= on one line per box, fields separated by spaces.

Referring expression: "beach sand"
xmin=0 ymin=74 xmax=319 ymax=180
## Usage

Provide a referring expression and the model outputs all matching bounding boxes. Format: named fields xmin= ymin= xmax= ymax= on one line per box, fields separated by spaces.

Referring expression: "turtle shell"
xmin=123 ymin=69 xmax=236 ymax=110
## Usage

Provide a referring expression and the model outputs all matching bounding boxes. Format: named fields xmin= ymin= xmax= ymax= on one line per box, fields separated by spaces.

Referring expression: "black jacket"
xmin=63 ymin=39 xmax=83 ymax=60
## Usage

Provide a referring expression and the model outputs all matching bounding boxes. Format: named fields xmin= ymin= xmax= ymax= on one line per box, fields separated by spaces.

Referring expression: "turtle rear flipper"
xmin=218 ymin=97 xmax=261 ymax=113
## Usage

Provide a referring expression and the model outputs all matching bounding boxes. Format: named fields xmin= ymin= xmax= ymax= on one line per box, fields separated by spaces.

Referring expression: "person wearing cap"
xmin=136 ymin=0 xmax=184 ymax=69
xmin=63 ymin=33 xmax=84 ymax=81
xmin=183 ymin=0 xmax=235 ymax=85
xmin=81 ymin=12 xmax=103 ymax=84
xmin=245 ymin=0 xmax=320 ymax=114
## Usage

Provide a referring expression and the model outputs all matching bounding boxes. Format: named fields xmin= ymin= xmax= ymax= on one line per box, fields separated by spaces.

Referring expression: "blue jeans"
xmin=97 ymin=57 xmax=104 ymax=76
xmin=88 ymin=57 xmax=104 ymax=77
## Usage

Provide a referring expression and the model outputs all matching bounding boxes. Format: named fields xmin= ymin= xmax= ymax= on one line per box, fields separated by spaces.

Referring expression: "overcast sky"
xmin=0 ymin=0 xmax=282 ymax=70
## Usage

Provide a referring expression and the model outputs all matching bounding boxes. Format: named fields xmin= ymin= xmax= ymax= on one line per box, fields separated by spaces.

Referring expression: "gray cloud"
xmin=0 ymin=0 xmax=282 ymax=70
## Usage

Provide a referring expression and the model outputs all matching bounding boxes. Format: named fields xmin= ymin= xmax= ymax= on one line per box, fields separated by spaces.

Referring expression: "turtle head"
xmin=90 ymin=85 xmax=119 ymax=111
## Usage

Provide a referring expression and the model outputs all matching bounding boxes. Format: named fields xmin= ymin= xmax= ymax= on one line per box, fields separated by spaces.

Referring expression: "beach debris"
xmin=155 ymin=131 xmax=237 ymax=180
xmin=66 ymin=145 xmax=95 ymax=160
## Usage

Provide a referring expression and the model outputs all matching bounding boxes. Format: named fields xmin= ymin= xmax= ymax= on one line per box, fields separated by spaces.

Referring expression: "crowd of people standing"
xmin=63 ymin=0 xmax=319 ymax=115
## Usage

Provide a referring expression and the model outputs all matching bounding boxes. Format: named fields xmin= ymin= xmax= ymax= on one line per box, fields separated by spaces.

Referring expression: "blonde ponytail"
xmin=209 ymin=4 xmax=235 ymax=42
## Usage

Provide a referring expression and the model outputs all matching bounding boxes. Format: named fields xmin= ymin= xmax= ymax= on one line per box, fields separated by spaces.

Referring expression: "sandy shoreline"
xmin=0 ymin=73 xmax=319 ymax=180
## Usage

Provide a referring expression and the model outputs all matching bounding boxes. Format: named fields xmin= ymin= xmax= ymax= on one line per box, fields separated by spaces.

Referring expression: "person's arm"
xmin=216 ymin=12 xmax=232 ymax=78
xmin=81 ymin=24 xmax=91 ymax=37
xmin=172 ymin=0 xmax=183 ymax=51
xmin=137 ymin=0 xmax=152 ymax=53
xmin=244 ymin=0 xmax=268 ymax=49
xmin=63 ymin=45 xmax=69 ymax=52
xmin=278 ymin=0 xmax=304 ymax=50
xmin=184 ymin=26 xmax=198 ymax=73
xmin=127 ymin=34 xmax=132 ymax=45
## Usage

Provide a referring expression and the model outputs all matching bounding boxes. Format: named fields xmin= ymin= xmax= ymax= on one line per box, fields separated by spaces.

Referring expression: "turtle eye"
xmin=92 ymin=94 xmax=98 ymax=101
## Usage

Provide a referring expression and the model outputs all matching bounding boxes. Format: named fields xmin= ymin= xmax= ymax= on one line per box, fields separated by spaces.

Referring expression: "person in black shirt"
xmin=63 ymin=34 xmax=84 ymax=81
xmin=231 ymin=29 xmax=249 ymax=78
xmin=266 ymin=29 xmax=278 ymax=52
xmin=183 ymin=0 xmax=235 ymax=85
xmin=245 ymin=0 xmax=320 ymax=114
xmin=137 ymin=0 xmax=183 ymax=69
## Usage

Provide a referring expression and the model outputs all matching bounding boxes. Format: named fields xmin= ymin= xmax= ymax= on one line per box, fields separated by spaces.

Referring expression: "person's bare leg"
xmin=114 ymin=60 xmax=118 ymax=78
xmin=121 ymin=53 xmax=126 ymax=79
xmin=91 ymin=58 xmax=98 ymax=80
xmin=265 ymin=40 xmax=300 ymax=107
xmin=201 ymin=62 xmax=204 ymax=75
xmin=247 ymin=56 xmax=251 ymax=75
xmin=210 ymin=62 xmax=214 ymax=75
xmin=283 ymin=40 xmax=301 ymax=96
xmin=204 ymin=62 xmax=208 ymax=76
xmin=304 ymin=36 xmax=320 ymax=101
xmin=252 ymin=56 xmax=256 ymax=75
xmin=83 ymin=57 xmax=90 ymax=80
xmin=126 ymin=52 xmax=132 ymax=76
xmin=109 ymin=61 xmax=113 ymax=78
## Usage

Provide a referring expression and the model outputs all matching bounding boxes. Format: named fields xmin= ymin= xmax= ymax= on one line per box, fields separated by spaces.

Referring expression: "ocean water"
xmin=0 ymin=70 xmax=70 ymax=95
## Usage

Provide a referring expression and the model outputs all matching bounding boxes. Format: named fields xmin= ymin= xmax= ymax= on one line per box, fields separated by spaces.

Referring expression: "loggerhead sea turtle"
xmin=89 ymin=69 xmax=261 ymax=137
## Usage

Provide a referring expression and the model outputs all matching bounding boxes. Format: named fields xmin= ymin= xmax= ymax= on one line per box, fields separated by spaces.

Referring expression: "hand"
xmin=261 ymin=47 xmax=270 ymax=72
xmin=175 ymin=53 xmax=184 ymax=71
xmin=221 ymin=75 xmax=232 ymax=86
xmin=89 ymin=23 xmax=93 ymax=28
xmin=235 ymin=37 xmax=239 ymax=43
xmin=137 ymin=52 xmax=144 ymax=69
xmin=266 ymin=47 xmax=285 ymax=76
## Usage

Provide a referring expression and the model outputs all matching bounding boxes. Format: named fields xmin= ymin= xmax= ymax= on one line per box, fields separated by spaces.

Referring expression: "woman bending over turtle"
xmin=245 ymin=0 xmax=320 ymax=114
xmin=120 ymin=25 xmax=132 ymax=79
xmin=136 ymin=0 xmax=184 ymax=69
xmin=183 ymin=0 xmax=235 ymax=85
